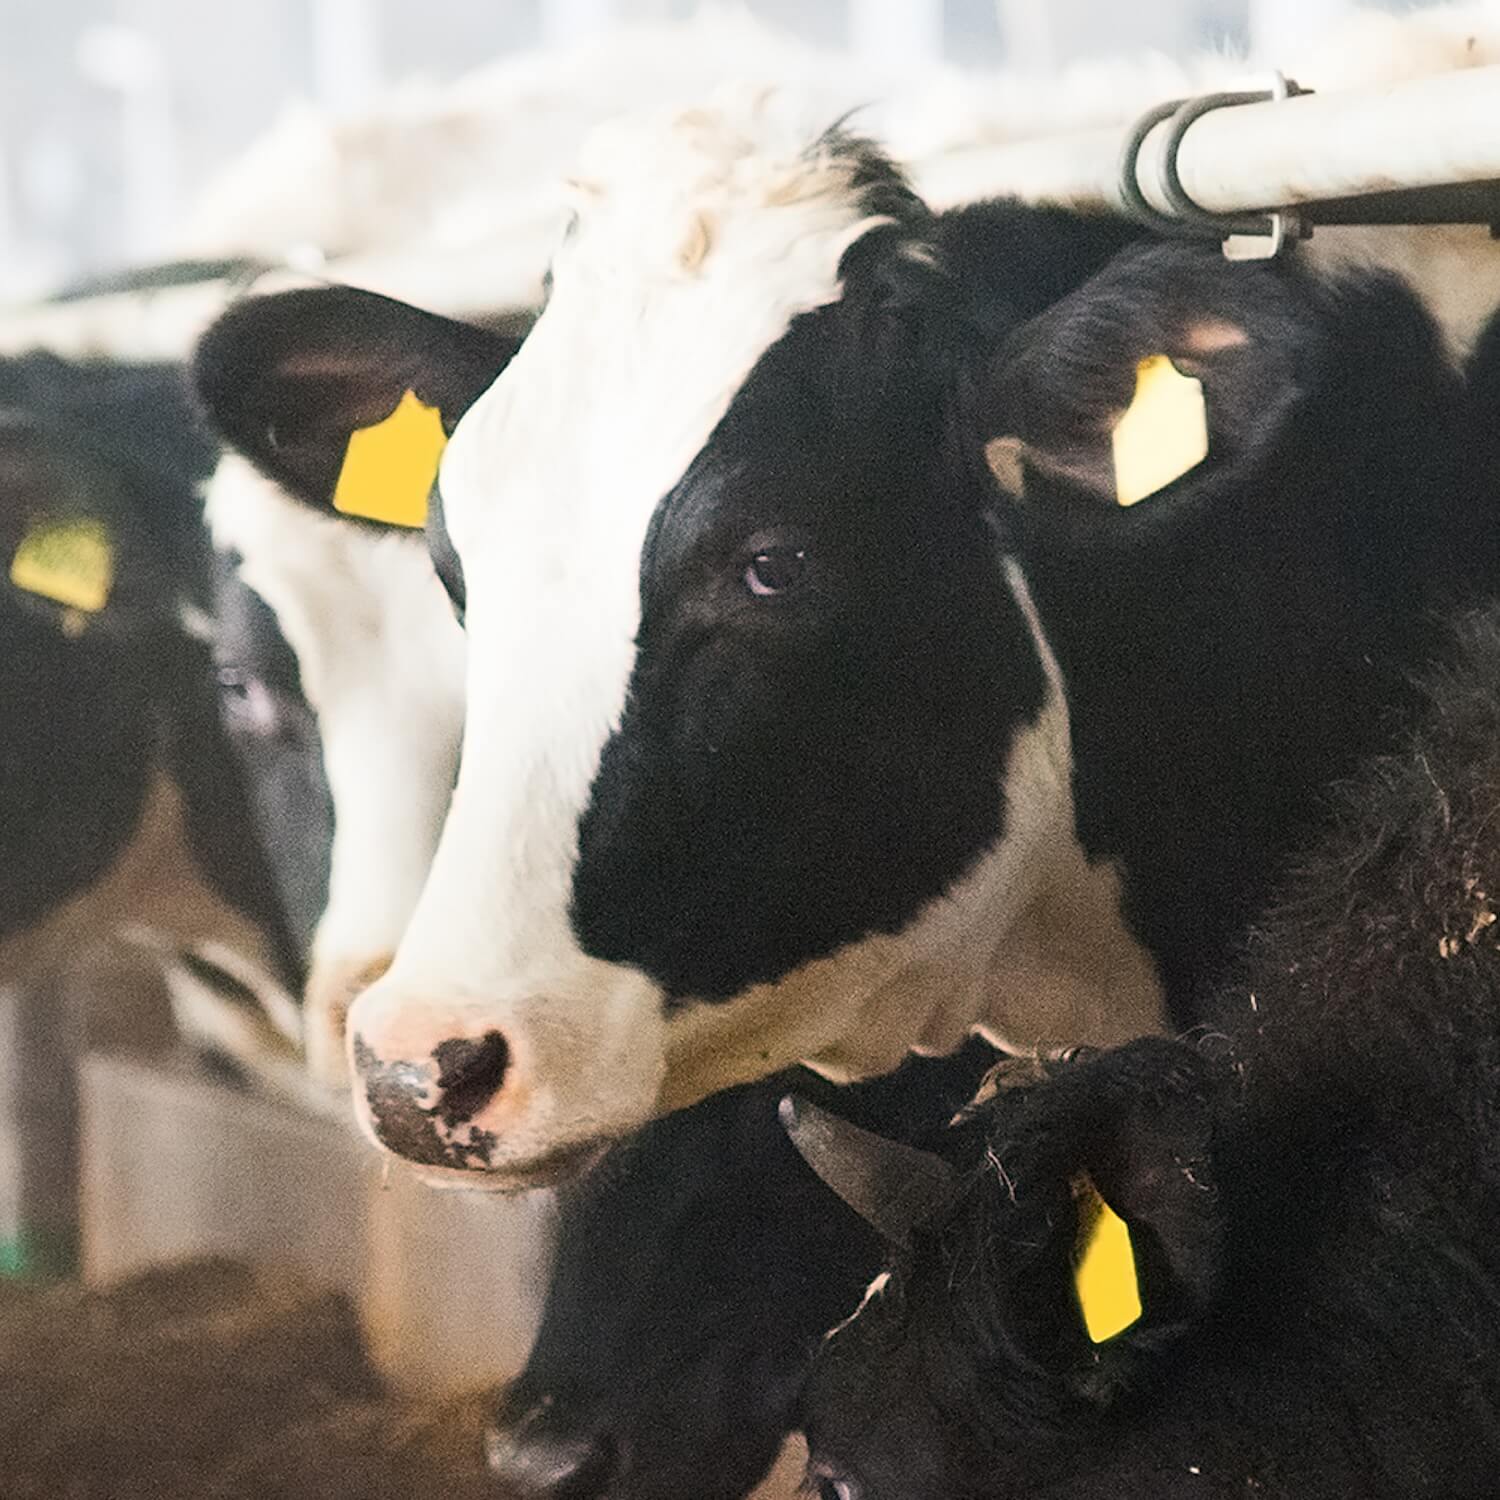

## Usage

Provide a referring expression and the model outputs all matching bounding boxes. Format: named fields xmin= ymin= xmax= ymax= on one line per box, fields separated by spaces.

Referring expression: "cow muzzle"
xmin=344 ymin=969 xmax=667 ymax=1189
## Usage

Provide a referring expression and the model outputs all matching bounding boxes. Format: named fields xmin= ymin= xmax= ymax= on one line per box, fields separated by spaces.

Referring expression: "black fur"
xmin=800 ymin=609 xmax=1500 ymax=1499
xmin=203 ymin=553 xmax=334 ymax=964
xmin=0 ymin=353 xmax=292 ymax=963
xmin=570 ymin=198 xmax=1491 ymax=1016
xmin=489 ymin=1040 xmax=999 ymax=1500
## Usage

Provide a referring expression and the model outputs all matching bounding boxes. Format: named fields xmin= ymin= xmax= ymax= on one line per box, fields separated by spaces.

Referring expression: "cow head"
xmin=336 ymin=100 xmax=1134 ymax=1185
xmin=485 ymin=1039 xmax=997 ymax=1500
xmin=795 ymin=1039 xmax=1224 ymax=1500
xmin=192 ymin=287 xmax=520 ymax=1084
xmin=0 ymin=354 xmax=292 ymax=983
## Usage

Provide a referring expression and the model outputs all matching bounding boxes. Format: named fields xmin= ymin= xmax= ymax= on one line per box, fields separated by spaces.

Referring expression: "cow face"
xmin=0 ymin=354 xmax=292 ymax=985
xmin=796 ymin=1041 xmax=1224 ymax=1500
xmin=340 ymin=101 xmax=1154 ymax=1185
xmin=192 ymin=286 xmax=521 ymax=1084
xmin=205 ymin=553 xmax=333 ymax=967
xmin=486 ymin=1039 xmax=997 ymax=1500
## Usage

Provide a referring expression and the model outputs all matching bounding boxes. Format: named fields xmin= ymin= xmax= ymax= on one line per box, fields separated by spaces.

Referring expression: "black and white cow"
xmin=190 ymin=287 xmax=524 ymax=1084
xmin=489 ymin=1042 xmax=998 ymax=1500
xmin=0 ymin=351 xmax=294 ymax=986
xmin=794 ymin=601 xmax=1500 ymax=1500
xmin=225 ymin=99 xmax=1491 ymax=1188
xmin=187 ymin=160 xmax=1494 ymax=1500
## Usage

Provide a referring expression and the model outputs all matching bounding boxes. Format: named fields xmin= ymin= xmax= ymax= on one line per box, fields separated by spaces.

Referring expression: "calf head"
xmin=192 ymin=286 xmax=520 ymax=1083
xmin=486 ymin=1039 xmax=996 ymax=1500
xmin=795 ymin=1038 xmax=1224 ymax=1500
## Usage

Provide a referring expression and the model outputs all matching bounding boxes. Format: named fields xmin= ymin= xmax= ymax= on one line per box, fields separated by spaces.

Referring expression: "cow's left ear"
xmin=192 ymin=286 xmax=521 ymax=526
xmin=1048 ymin=1038 xmax=1224 ymax=1406
xmin=980 ymin=243 xmax=1316 ymax=509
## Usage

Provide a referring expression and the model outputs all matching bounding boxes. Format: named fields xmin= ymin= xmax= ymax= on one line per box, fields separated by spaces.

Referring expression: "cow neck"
xmin=929 ymin=556 xmax=1166 ymax=1060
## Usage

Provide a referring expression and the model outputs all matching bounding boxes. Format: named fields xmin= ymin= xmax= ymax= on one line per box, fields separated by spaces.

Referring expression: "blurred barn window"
xmin=0 ymin=0 xmax=1451 ymax=299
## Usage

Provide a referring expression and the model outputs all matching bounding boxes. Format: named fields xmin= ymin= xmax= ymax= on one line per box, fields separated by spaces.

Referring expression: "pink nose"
xmin=349 ymin=1024 xmax=513 ymax=1171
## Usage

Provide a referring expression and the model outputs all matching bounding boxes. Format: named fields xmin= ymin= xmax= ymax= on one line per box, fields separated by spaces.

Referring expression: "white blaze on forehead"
xmin=204 ymin=455 xmax=466 ymax=969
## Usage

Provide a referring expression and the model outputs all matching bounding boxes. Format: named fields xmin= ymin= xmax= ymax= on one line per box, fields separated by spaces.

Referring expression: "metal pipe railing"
xmin=915 ymin=62 xmax=1500 ymax=230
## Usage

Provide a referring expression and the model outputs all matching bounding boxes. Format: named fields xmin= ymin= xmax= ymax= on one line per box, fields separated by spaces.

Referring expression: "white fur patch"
xmin=203 ymin=455 xmax=466 ymax=1009
xmin=823 ymin=1271 xmax=892 ymax=1345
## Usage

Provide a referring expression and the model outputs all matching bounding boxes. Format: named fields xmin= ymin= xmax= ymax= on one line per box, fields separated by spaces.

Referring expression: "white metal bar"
xmin=914 ymin=64 xmax=1500 ymax=217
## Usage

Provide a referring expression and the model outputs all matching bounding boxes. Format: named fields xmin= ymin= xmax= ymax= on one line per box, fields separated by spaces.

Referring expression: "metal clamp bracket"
xmin=1119 ymin=72 xmax=1310 ymax=260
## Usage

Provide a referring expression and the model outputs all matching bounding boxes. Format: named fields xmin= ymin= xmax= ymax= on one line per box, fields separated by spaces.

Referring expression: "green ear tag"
xmin=10 ymin=518 xmax=114 ymax=613
xmin=332 ymin=389 xmax=447 ymax=529
xmin=1111 ymin=355 xmax=1208 ymax=506
xmin=1073 ymin=1174 xmax=1142 ymax=1343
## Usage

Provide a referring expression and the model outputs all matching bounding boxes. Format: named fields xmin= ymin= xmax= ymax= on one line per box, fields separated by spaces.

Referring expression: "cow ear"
xmin=981 ymin=243 xmax=1314 ymax=509
xmin=192 ymin=286 xmax=520 ymax=527
xmin=1053 ymin=1039 xmax=1224 ymax=1406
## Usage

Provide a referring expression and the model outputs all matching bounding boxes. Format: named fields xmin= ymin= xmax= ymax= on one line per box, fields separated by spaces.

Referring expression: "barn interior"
xmin=2 ymin=2 xmax=1499 ymax=1497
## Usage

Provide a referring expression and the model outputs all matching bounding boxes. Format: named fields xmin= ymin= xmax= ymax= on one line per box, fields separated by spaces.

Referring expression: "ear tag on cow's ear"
xmin=332 ymin=389 xmax=447 ymax=528
xmin=1111 ymin=355 xmax=1208 ymax=507
xmin=9 ymin=517 xmax=114 ymax=614
xmin=1072 ymin=1174 xmax=1142 ymax=1344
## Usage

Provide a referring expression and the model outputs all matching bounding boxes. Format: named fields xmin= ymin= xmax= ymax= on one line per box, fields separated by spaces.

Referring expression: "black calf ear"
xmin=192 ymin=286 xmax=521 ymax=527
xmin=981 ymin=243 xmax=1315 ymax=509
xmin=1052 ymin=1040 xmax=1224 ymax=1405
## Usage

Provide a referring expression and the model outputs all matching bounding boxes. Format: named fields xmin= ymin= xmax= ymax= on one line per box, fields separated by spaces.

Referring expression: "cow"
xmin=202 ymin=97 xmax=1491 ymax=1189
xmin=488 ymin=1042 xmax=998 ymax=1500
xmin=189 ymin=141 xmax=1495 ymax=1500
xmin=191 ymin=285 xmax=985 ymax=1500
xmin=793 ymin=599 xmax=1500 ymax=1500
xmin=189 ymin=287 xmax=523 ymax=1085
xmin=0 ymin=351 xmax=293 ymax=989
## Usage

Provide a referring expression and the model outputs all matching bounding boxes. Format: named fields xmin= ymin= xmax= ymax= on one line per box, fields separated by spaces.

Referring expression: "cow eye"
xmin=744 ymin=545 xmax=807 ymax=597
xmin=217 ymin=666 xmax=305 ymax=744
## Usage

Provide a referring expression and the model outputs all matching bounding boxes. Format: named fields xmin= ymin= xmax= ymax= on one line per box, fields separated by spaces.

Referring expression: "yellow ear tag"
xmin=332 ymin=390 xmax=447 ymax=528
xmin=1073 ymin=1175 xmax=1142 ymax=1344
xmin=1110 ymin=355 xmax=1208 ymax=507
xmin=9 ymin=518 xmax=114 ymax=613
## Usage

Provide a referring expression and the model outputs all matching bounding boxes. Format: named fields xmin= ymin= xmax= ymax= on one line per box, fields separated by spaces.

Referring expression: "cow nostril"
xmin=484 ymin=1425 xmax=617 ymax=1499
xmin=431 ymin=1030 xmax=510 ymax=1127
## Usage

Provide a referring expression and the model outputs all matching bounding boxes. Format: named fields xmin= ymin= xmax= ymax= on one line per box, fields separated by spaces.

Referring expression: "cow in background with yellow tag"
xmin=0 ymin=351 xmax=298 ymax=998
